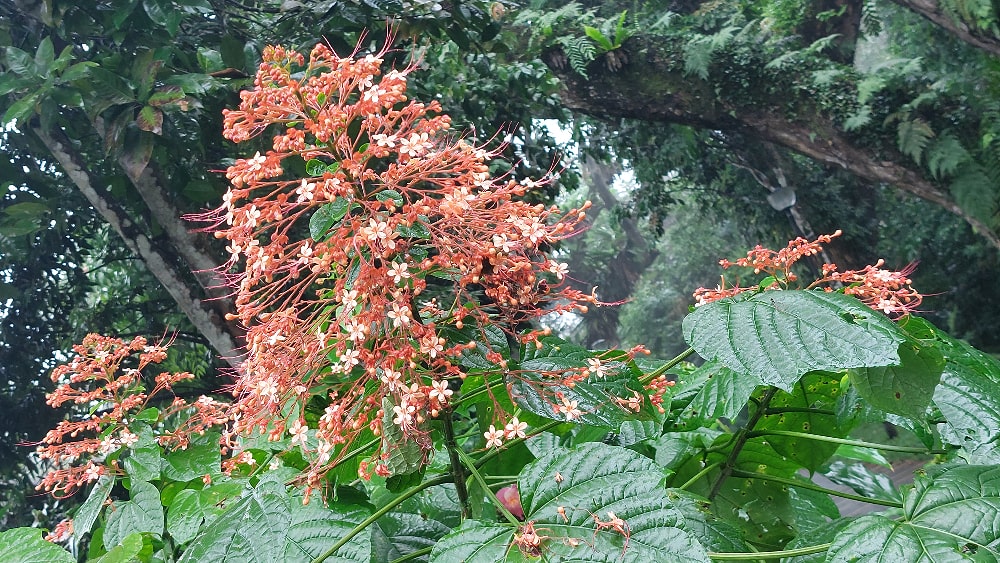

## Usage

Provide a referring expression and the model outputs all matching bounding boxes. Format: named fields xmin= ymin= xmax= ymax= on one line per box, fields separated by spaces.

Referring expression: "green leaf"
xmin=932 ymin=326 xmax=1000 ymax=463
xmin=822 ymin=460 xmax=900 ymax=504
xmin=179 ymin=479 xmax=370 ymax=562
xmin=166 ymin=489 xmax=204 ymax=545
xmin=121 ymin=427 xmax=162 ymax=482
xmin=376 ymin=189 xmax=404 ymax=206
xmin=848 ymin=337 xmax=944 ymax=418
xmin=676 ymin=360 xmax=760 ymax=429
xmin=397 ymin=217 xmax=431 ymax=239
xmin=667 ymin=490 xmax=748 ymax=553
xmin=827 ymin=465 xmax=1000 ymax=561
xmin=74 ymin=476 xmax=115 ymax=541
xmin=433 ymin=443 xmax=709 ymax=562
xmin=93 ymin=532 xmax=146 ymax=563
xmin=34 ymin=37 xmax=54 ymax=69
xmin=135 ymin=105 xmax=163 ymax=134
xmin=428 ymin=521 xmax=513 ymax=562
xmin=373 ymin=484 xmax=461 ymax=561
xmin=309 ymin=198 xmax=350 ymax=241
xmin=682 ymin=290 xmax=906 ymax=390
xmin=380 ymin=397 xmax=427 ymax=475
xmin=305 ymin=158 xmax=328 ymax=177
xmin=520 ymin=442 xmax=708 ymax=561
xmin=584 ymin=25 xmax=615 ymax=51
xmin=3 ymin=93 xmax=39 ymax=125
xmin=0 ymin=528 xmax=75 ymax=563
xmin=757 ymin=372 xmax=849 ymax=471
xmin=104 ymin=480 xmax=165 ymax=550
xmin=511 ymin=336 xmax=653 ymax=427
xmin=4 ymin=47 xmax=35 ymax=76
xmin=163 ymin=432 xmax=221 ymax=482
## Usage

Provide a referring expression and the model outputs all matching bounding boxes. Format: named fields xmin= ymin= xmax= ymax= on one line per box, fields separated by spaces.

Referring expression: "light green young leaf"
xmin=683 ymin=290 xmax=905 ymax=390
xmin=0 ymin=528 xmax=75 ymax=563
xmin=827 ymin=466 xmax=1000 ymax=561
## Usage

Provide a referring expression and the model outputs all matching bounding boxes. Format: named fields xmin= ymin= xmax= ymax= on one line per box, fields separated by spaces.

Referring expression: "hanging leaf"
xmin=74 ymin=476 xmax=115 ymax=541
xmin=827 ymin=465 xmax=1000 ymax=561
xmin=756 ymin=372 xmax=849 ymax=471
xmin=135 ymin=105 xmax=163 ymax=134
xmin=683 ymin=290 xmax=905 ymax=390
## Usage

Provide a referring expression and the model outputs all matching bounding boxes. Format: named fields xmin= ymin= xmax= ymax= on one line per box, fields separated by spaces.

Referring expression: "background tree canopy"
xmin=2 ymin=0 xmax=999 ymax=528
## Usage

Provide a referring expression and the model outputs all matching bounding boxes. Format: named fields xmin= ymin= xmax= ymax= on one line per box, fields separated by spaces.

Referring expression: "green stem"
xmin=455 ymin=447 xmax=520 ymax=525
xmin=474 ymin=419 xmax=564 ymax=469
xmin=452 ymin=373 xmax=504 ymax=407
xmin=763 ymin=406 xmax=835 ymax=416
xmin=678 ymin=461 xmax=722 ymax=491
xmin=708 ymin=386 xmax=779 ymax=500
xmin=750 ymin=430 xmax=949 ymax=455
xmin=441 ymin=409 xmax=472 ymax=519
xmin=311 ymin=474 xmax=452 ymax=563
xmin=389 ymin=546 xmax=433 ymax=563
xmin=708 ymin=542 xmax=832 ymax=560
xmin=639 ymin=346 xmax=695 ymax=385
xmin=730 ymin=469 xmax=904 ymax=508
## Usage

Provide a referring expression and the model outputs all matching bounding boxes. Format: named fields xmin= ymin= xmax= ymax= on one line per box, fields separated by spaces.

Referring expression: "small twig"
xmin=708 ymin=386 xmax=779 ymax=500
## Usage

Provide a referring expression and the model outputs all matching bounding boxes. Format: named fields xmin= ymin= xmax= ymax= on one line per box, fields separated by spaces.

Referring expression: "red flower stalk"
xmin=195 ymin=43 xmax=597 ymax=492
xmin=693 ymin=231 xmax=924 ymax=318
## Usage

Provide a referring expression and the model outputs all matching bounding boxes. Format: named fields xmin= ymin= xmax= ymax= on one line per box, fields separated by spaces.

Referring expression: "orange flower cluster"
xmin=35 ymin=334 xmax=227 ymax=497
xmin=693 ymin=231 xmax=923 ymax=317
xmin=198 ymin=43 xmax=596 ymax=490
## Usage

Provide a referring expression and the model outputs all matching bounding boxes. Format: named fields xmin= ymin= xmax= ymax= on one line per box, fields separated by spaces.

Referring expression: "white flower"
xmin=429 ymin=380 xmax=453 ymax=404
xmin=504 ymin=417 xmax=527 ymax=439
xmin=289 ymin=419 xmax=309 ymax=447
xmin=484 ymin=425 xmax=504 ymax=448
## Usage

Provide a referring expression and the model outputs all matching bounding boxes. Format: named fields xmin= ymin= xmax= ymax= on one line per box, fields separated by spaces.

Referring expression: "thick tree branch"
xmin=889 ymin=0 xmax=1000 ymax=58
xmin=114 ymin=131 xmax=241 ymax=336
xmin=547 ymin=39 xmax=1000 ymax=250
xmin=33 ymin=125 xmax=245 ymax=369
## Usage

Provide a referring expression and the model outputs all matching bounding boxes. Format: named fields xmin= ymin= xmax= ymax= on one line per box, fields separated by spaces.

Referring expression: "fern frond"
xmin=897 ymin=117 xmax=935 ymax=164
xmin=684 ymin=37 xmax=714 ymax=79
xmin=560 ymin=36 xmax=598 ymax=78
xmin=843 ymin=106 xmax=872 ymax=131
xmin=861 ymin=0 xmax=882 ymax=35
xmin=949 ymin=165 xmax=999 ymax=227
xmin=927 ymin=133 xmax=970 ymax=179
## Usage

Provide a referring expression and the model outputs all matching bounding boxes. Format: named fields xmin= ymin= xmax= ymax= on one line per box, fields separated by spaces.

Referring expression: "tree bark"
xmin=546 ymin=38 xmax=1000 ymax=250
xmin=33 ymin=126 xmax=245 ymax=369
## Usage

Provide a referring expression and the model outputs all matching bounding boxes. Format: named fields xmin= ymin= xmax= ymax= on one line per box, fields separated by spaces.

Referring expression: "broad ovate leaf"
xmin=848 ymin=338 xmax=944 ymax=419
xmin=683 ymin=290 xmax=905 ymax=390
xmin=432 ymin=442 xmax=708 ymax=562
xmin=932 ymin=326 xmax=1000 ymax=463
xmin=827 ymin=465 xmax=1000 ymax=561
xmin=0 ymin=528 xmax=75 ymax=563
xmin=179 ymin=478 xmax=370 ymax=562
xmin=103 ymin=480 xmax=164 ymax=550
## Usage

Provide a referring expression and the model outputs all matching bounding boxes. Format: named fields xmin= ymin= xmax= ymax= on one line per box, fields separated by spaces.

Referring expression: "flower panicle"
xmin=693 ymin=231 xmax=924 ymax=318
xmin=34 ymin=334 xmax=229 ymax=497
xmin=196 ymin=42 xmax=612 ymax=495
